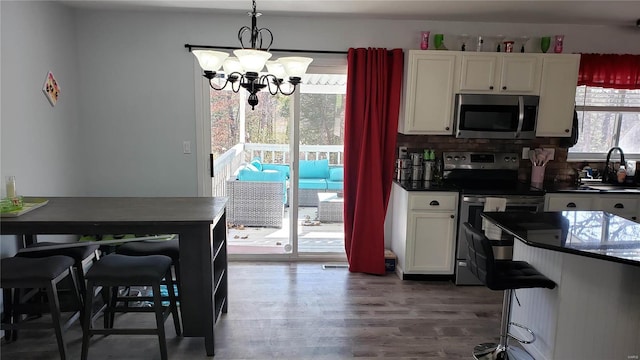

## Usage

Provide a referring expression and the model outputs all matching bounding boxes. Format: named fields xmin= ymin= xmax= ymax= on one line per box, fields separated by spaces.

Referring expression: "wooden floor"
xmin=1 ymin=262 xmax=504 ymax=359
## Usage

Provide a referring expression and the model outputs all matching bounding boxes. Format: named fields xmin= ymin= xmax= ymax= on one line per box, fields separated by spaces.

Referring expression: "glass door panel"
xmin=207 ymin=69 xmax=347 ymax=259
xmin=296 ymin=74 xmax=347 ymax=255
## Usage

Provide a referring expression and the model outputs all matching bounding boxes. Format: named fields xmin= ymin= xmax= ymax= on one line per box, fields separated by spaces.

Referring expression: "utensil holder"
xmin=531 ymin=165 xmax=546 ymax=187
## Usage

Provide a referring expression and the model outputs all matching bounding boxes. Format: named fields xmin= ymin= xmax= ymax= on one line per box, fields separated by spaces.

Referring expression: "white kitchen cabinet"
xmin=545 ymin=193 xmax=595 ymax=211
xmin=389 ymin=183 xmax=458 ymax=278
xmin=546 ymin=193 xmax=639 ymax=222
xmin=595 ymin=196 xmax=639 ymax=221
xmin=398 ymin=50 xmax=458 ymax=134
xmin=459 ymin=53 xmax=541 ymax=94
xmin=536 ymin=54 xmax=581 ymax=137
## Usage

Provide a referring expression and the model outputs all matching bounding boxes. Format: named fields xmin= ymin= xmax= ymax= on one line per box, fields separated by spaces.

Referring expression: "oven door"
xmin=455 ymin=195 xmax=544 ymax=285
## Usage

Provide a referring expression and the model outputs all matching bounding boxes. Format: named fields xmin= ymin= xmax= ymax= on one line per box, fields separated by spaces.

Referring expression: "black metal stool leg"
xmin=47 ymin=277 xmax=68 ymax=360
xmin=152 ymin=281 xmax=168 ymax=360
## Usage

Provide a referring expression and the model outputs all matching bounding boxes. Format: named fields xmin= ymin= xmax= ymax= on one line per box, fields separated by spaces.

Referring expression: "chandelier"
xmin=191 ymin=0 xmax=313 ymax=110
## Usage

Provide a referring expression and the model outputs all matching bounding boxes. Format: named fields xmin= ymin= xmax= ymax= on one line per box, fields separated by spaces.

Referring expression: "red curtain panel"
xmin=344 ymin=48 xmax=403 ymax=275
xmin=578 ymin=54 xmax=640 ymax=90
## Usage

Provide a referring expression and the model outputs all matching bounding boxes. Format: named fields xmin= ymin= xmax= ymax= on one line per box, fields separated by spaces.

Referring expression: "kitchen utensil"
xmin=528 ymin=150 xmax=536 ymax=165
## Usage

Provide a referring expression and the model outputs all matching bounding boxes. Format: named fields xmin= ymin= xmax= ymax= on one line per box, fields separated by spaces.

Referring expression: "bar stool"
xmin=1 ymin=255 xmax=81 ymax=360
xmin=463 ymin=223 xmax=556 ymax=360
xmin=16 ymin=242 xmax=101 ymax=309
xmin=81 ymin=253 xmax=181 ymax=360
xmin=115 ymin=238 xmax=181 ymax=307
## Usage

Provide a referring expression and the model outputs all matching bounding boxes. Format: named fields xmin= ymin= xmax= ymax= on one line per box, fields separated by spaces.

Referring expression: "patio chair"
xmin=226 ymin=179 xmax=284 ymax=228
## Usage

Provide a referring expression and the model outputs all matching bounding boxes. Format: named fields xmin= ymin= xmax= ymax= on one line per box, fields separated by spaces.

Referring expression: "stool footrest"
xmin=89 ymin=328 xmax=163 ymax=336
xmin=508 ymin=321 xmax=536 ymax=344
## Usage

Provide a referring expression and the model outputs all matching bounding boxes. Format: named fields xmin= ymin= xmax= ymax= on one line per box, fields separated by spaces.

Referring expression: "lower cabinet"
xmin=389 ymin=183 xmax=458 ymax=278
xmin=545 ymin=193 xmax=639 ymax=221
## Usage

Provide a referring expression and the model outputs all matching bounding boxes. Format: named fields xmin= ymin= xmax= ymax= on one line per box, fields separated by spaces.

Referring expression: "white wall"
xmin=1 ymin=1 xmax=83 ymax=256
xmin=2 ymin=2 xmax=640 ymax=198
xmin=1 ymin=1 xmax=83 ymax=198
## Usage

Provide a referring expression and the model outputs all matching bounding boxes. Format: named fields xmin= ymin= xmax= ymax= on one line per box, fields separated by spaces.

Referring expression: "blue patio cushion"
xmin=250 ymin=157 xmax=263 ymax=171
xmin=238 ymin=169 xmax=285 ymax=182
xmin=299 ymin=178 xmax=328 ymax=190
xmin=262 ymin=164 xmax=290 ymax=179
xmin=326 ymin=180 xmax=343 ymax=190
xmin=299 ymin=159 xmax=329 ymax=179
xmin=329 ymin=167 xmax=344 ymax=181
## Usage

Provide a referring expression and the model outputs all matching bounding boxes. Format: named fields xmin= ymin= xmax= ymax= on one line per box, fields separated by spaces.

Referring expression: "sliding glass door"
xmin=201 ymin=58 xmax=346 ymax=260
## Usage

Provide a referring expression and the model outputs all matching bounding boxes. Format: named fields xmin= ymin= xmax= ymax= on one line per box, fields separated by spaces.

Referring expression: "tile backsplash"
xmin=396 ymin=134 xmax=578 ymax=184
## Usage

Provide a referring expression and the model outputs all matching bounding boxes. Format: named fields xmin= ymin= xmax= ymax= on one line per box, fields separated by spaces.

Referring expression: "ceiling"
xmin=59 ymin=1 xmax=640 ymax=27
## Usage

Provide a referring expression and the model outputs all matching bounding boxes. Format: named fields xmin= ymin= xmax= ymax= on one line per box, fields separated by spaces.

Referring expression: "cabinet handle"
xmin=565 ymin=129 xmax=570 ymax=133
xmin=566 ymin=202 xmax=576 ymax=208
xmin=429 ymin=200 xmax=440 ymax=206
xmin=632 ymin=216 xmax=637 ymax=221
xmin=489 ymin=86 xmax=494 ymax=90
xmin=445 ymin=126 xmax=450 ymax=131
xmin=614 ymin=203 xmax=624 ymax=209
xmin=502 ymin=86 xmax=507 ymax=90
xmin=450 ymin=214 xmax=455 ymax=219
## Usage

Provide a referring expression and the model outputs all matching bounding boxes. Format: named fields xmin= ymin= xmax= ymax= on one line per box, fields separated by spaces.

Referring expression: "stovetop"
xmin=441 ymin=151 xmax=544 ymax=196
xmin=395 ymin=179 xmax=545 ymax=196
xmin=449 ymin=180 xmax=544 ymax=196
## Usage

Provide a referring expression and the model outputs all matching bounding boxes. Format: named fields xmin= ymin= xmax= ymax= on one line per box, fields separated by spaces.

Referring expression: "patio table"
xmin=317 ymin=192 xmax=344 ymax=222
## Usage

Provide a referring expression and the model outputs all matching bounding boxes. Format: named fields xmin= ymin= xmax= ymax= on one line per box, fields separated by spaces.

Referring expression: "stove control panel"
xmin=443 ymin=152 xmax=519 ymax=170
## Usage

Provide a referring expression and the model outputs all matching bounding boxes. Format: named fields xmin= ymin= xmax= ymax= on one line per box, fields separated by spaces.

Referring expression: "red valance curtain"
xmin=344 ymin=48 xmax=403 ymax=275
xmin=578 ymin=54 xmax=640 ymax=89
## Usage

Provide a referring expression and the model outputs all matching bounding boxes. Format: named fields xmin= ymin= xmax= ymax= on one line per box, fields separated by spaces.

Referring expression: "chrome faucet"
xmin=604 ymin=147 xmax=626 ymax=183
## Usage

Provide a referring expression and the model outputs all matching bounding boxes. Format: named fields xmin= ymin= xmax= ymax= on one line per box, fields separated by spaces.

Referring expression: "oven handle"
xmin=515 ymin=95 xmax=525 ymax=138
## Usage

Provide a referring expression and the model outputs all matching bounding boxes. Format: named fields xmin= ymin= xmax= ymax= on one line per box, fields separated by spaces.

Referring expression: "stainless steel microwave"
xmin=454 ymin=94 xmax=539 ymax=139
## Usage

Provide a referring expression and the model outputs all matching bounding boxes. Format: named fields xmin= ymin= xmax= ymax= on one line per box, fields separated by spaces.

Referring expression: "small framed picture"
xmin=42 ymin=71 xmax=60 ymax=106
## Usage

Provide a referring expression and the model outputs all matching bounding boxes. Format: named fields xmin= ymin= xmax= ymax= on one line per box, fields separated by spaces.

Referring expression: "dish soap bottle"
xmin=617 ymin=166 xmax=627 ymax=184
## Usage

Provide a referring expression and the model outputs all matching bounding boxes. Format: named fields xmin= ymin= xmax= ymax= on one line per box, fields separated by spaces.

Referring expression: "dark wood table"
xmin=0 ymin=197 xmax=228 ymax=356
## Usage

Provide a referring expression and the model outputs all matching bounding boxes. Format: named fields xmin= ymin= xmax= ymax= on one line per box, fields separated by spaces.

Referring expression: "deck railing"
xmin=212 ymin=143 xmax=344 ymax=196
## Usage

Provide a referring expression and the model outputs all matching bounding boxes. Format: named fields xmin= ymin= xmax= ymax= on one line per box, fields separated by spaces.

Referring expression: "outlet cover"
xmin=522 ymin=147 xmax=530 ymax=159
xmin=546 ymin=148 xmax=555 ymax=160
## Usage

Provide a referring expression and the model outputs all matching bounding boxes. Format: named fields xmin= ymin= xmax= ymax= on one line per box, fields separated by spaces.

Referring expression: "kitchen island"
xmin=481 ymin=211 xmax=640 ymax=360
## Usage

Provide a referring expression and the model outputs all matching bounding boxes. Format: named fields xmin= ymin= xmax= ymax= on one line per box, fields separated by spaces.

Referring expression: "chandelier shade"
xmin=190 ymin=0 xmax=313 ymax=110
xmin=233 ymin=49 xmax=272 ymax=73
xmin=278 ymin=57 xmax=313 ymax=78
xmin=192 ymin=50 xmax=228 ymax=72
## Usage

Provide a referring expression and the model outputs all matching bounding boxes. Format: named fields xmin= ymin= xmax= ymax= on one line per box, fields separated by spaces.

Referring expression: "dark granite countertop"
xmin=544 ymin=181 xmax=640 ymax=194
xmin=394 ymin=180 xmax=459 ymax=192
xmin=481 ymin=211 xmax=640 ymax=267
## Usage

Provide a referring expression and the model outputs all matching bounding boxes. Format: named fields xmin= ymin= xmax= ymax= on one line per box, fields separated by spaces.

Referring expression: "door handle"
xmin=515 ymin=95 xmax=524 ymax=138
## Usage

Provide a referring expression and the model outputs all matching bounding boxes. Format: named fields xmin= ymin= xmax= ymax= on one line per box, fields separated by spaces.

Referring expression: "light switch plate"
xmin=522 ymin=147 xmax=530 ymax=159
xmin=183 ymin=141 xmax=192 ymax=154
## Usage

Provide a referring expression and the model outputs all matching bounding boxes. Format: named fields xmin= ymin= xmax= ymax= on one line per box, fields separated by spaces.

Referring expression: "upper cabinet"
xmin=399 ymin=51 xmax=580 ymax=137
xmin=536 ymin=54 xmax=581 ymax=137
xmin=399 ymin=51 xmax=458 ymax=135
xmin=459 ymin=53 xmax=541 ymax=94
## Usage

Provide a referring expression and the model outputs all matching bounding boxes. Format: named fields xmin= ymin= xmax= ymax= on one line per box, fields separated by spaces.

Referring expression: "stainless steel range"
xmin=442 ymin=152 xmax=545 ymax=285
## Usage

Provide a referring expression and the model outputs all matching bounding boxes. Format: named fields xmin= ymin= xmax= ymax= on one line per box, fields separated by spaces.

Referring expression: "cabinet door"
xmin=459 ymin=54 xmax=497 ymax=92
xmin=406 ymin=212 xmax=456 ymax=274
xmin=536 ymin=54 xmax=581 ymax=137
xmin=400 ymin=51 xmax=457 ymax=134
xmin=499 ymin=55 xmax=541 ymax=94
xmin=545 ymin=195 xmax=594 ymax=211
xmin=595 ymin=196 xmax=639 ymax=221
